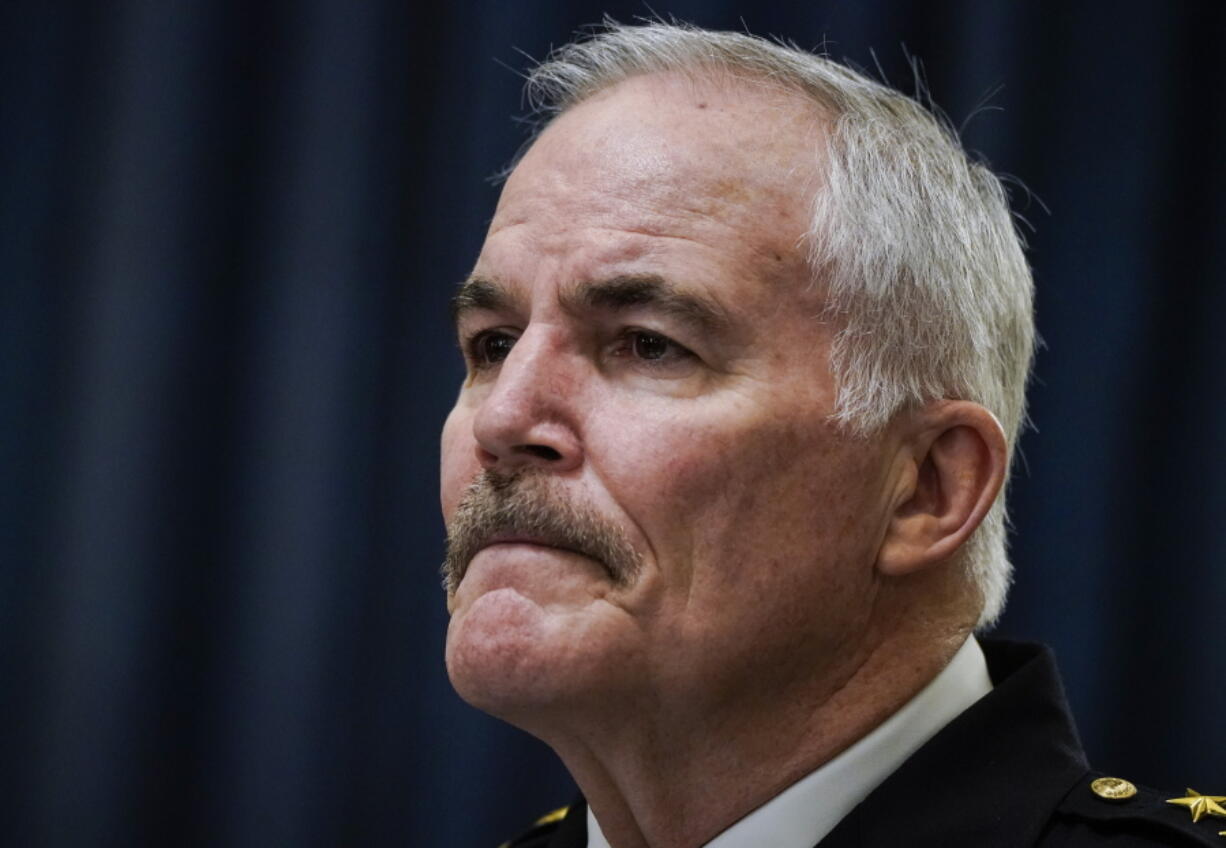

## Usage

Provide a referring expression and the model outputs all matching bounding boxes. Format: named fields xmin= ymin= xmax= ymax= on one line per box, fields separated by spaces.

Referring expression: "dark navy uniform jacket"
xmin=503 ymin=640 xmax=1222 ymax=847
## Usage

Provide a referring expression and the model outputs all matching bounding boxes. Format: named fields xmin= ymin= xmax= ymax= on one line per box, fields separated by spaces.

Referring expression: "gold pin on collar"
xmin=1091 ymin=777 xmax=1137 ymax=801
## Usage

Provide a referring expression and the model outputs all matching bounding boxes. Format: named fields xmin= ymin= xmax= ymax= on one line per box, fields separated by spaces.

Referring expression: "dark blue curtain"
xmin=3 ymin=1 xmax=1223 ymax=845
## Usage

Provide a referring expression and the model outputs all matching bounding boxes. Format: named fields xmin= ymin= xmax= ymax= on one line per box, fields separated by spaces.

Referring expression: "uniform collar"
xmin=818 ymin=639 xmax=1088 ymax=848
xmin=586 ymin=637 xmax=994 ymax=848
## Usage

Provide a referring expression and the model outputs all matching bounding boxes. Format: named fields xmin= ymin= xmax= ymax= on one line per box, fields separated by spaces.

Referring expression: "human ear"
xmin=876 ymin=401 xmax=1008 ymax=576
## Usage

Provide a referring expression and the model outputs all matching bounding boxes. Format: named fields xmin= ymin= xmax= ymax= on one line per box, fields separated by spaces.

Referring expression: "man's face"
xmin=441 ymin=74 xmax=899 ymax=726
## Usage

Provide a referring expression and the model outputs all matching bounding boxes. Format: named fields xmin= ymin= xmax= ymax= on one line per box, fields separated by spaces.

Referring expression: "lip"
xmin=463 ymin=537 xmax=594 ymax=585
xmin=464 ymin=534 xmax=617 ymax=585
xmin=480 ymin=535 xmax=575 ymax=553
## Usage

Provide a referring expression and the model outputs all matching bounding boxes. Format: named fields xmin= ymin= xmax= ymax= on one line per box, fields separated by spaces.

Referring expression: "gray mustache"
xmin=442 ymin=469 xmax=643 ymax=594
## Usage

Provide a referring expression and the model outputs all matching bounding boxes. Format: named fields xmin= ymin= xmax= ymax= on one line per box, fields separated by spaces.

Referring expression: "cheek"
xmin=593 ymin=408 xmax=783 ymax=564
xmin=621 ymin=407 xmax=878 ymax=583
xmin=634 ymin=408 xmax=809 ymax=508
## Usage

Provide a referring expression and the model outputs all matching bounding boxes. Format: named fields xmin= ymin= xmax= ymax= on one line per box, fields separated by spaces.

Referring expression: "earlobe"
xmin=876 ymin=402 xmax=1008 ymax=577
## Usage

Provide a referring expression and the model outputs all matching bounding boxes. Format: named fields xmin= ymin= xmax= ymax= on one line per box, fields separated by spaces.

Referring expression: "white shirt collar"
xmin=586 ymin=637 xmax=992 ymax=848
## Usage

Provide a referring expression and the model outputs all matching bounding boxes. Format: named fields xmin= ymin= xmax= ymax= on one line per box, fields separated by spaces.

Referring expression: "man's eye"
xmin=631 ymin=331 xmax=672 ymax=360
xmin=468 ymin=330 xmax=517 ymax=366
xmin=621 ymin=330 xmax=694 ymax=365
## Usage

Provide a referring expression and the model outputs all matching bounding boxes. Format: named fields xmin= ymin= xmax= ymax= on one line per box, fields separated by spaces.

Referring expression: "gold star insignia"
xmin=533 ymin=806 xmax=569 ymax=827
xmin=1166 ymin=788 xmax=1226 ymax=823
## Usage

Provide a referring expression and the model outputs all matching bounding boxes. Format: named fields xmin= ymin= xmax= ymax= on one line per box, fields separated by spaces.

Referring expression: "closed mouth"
xmin=481 ymin=534 xmax=576 ymax=553
xmin=467 ymin=532 xmax=611 ymax=582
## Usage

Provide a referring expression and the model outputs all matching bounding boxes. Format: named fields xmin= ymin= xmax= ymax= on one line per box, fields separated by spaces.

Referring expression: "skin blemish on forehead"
xmin=709 ymin=178 xmax=753 ymax=207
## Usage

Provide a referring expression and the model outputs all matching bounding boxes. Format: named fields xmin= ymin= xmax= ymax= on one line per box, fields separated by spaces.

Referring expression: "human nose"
xmin=470 ymin=329 xmax=583 ymax=473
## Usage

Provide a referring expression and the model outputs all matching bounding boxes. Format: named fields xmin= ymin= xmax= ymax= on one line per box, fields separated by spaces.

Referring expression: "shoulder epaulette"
xmin=498 ymin=806 xmax=570 ymax=848
xmin=1054 ymin=773 xmax=1225 ymax=845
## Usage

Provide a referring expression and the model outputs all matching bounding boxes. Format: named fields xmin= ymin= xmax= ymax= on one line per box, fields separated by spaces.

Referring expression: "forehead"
xmin=482 ymin=72 xmax=826 ymax=293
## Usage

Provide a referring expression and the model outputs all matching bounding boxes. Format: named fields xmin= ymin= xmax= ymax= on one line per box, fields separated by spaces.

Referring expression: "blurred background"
xmin=2 ymin=1 xmax=1223 ymax=845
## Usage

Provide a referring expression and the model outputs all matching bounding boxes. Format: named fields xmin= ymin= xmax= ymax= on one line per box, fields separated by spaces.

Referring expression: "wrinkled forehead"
xmin=495 ymin=71 xmax=828 ymax=249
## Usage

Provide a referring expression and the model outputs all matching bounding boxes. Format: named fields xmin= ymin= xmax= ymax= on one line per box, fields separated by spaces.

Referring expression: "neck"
xmin=546 ymin=619 xmax=973 ymax=848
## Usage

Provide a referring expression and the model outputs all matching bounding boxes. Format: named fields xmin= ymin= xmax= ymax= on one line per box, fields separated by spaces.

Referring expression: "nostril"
xmin=520 ymin=444 xmax=563 ymax=461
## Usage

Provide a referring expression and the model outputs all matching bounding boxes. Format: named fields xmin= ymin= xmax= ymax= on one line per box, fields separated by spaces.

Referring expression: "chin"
xmin=445 ymin=585 xmax=636 ymax=733
xmin=445 ymin=587 xmax=573 ymax=721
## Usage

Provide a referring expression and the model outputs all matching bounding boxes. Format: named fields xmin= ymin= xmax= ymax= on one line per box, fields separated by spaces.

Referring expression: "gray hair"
xmin=520 ymin=22 xmax=1036 ymax=629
